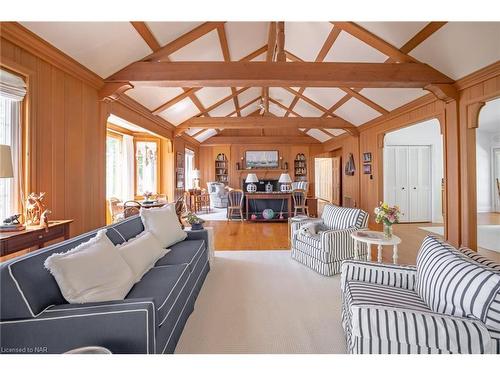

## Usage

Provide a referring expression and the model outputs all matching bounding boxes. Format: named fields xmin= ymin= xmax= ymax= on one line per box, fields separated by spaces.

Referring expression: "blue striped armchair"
xmin=341 ymin=235 xmax=500 ymax=354
xmin=291 ymin=204 xmax=369 ymax=276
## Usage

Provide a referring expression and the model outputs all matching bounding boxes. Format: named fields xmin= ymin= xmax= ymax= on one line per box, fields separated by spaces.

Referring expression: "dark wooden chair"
xmin=227 ymin=189 xmax=244 ymax=221
xmin=123 ymin=200 xmax=141 ymax=218
xmin=292 ymin=189 xmax=308 ymax=217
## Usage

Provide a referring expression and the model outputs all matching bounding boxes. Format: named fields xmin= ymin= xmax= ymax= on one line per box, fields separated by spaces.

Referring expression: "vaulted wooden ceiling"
xmin=21 ymin=21 xmax=500 ymax=143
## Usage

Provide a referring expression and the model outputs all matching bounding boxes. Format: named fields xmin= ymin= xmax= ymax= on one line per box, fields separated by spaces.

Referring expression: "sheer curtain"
xmin=121 ymin=134 xmax=135 ymax=201
xmin=0 ymin=69 xmax=26 ymax=220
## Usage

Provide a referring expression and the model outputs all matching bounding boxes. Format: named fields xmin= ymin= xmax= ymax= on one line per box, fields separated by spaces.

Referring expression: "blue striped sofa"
xmin=341 ymin=235 xmax=500 ymax=354
xmin=291 ymin=204 xmax=369 ymax=276
xmin=0 ymin=216 xmax=210 ymax=354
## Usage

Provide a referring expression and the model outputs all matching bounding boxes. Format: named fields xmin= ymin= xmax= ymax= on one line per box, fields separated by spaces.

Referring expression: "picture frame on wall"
xmin=363 ymin=164 xmax=372 ymax=175
xmin=363 ymin=152 xmax=372 ymax=163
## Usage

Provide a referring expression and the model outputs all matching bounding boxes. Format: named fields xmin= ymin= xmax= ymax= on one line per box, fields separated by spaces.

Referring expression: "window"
xmin=135 ymin=139 xmax=159 ymax=196
xmin=185 ymin=148 xmax=195 ymax=190
xmin=0 ymin=69 xmax=26 ymax=220
xmin=106 ymin=131 xmax=123 ymax=198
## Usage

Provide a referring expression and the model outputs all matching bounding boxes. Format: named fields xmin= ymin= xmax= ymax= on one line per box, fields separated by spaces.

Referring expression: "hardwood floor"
xmin=206 ymin=215 xmax=500 ymax=265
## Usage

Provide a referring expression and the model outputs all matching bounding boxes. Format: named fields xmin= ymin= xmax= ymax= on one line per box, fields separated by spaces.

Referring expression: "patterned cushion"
xmin=345 ymin=280 xmax=431 ymax=312
xmin=458 ymin=247 xmax=500 ymax=341
xmin=321 ymin=205 xmax=368 ymax=230
xmin=416 ymin=236 xmax=500 ymax=329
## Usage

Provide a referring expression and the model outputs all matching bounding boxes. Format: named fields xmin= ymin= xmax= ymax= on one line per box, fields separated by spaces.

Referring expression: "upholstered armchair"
xmin=291 ymin=204 xmax=369 ymax=276
xmin=206 ymin=182 xmax=229 ymax=208
xmin=340 ymin=236 xmax=499 ymax=354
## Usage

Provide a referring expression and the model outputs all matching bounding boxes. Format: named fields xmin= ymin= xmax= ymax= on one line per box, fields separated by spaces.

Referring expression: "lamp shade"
xmin=278 ymin=173 xmax=292 ymax=183
xmin=192 ymin=169 xmax=201 ymax=179
xmin=0 ymin=145 xmax=14 ymax=178
xmin=245 ymin=173 xmax=259 ymax=183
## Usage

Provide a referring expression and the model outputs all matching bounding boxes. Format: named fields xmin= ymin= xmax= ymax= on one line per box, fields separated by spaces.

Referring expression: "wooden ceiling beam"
xmin=263 ymin=22 xmax=277 ymax=113
xmin=130 ymin=22 xmax=161 ymax=51
xmin=333 ymin=22 xmax=417 ymax=63
xmin=340 ymin=87 xmax=389 ymax=114
xmin=216 ymin=24 xmax=242 ymax=117
xmin=108 ymin=61 xmax=453 ymax=88
xmin=202 ymin=135 xmax=320 ymax=145
xmin=142 ymin=22 xmax=225 ymax=62
xmin=400 ymin=22 xmax=447 ymax=54
xmin=269 ymin=98 xmax=302 ymax=117
xmin=226 ymin=96 xmax=261 ymax=117
xmin=174 ymin=117 xmax=358 ymax=136
xmin=276 ymin=22 xmax=286 ymax=62
xmin=285 ymin=25 xmax=341 ymax=116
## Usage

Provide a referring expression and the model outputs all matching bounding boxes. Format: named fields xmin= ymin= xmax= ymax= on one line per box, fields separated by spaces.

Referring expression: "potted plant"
xmin=374 ymin=202 xmax=401 ymax=238
xmin=186 ymin=212 xmax=205 ymax=230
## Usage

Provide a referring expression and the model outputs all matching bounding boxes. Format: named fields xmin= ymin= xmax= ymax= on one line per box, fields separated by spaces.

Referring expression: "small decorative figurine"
xmin=40 ymin=209 xmax=51 ymax=232
xmin=3 ymin=214 xmax=22 ymax=225
xmin=25 ymin=192 xmax=47 ymax=226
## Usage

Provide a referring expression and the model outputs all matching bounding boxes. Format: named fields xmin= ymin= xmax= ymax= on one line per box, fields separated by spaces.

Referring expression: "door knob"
xmin=401 ymin=187 xmax=405 ymax=190
xmin=413 ymin=187 xmax=417 ymax=190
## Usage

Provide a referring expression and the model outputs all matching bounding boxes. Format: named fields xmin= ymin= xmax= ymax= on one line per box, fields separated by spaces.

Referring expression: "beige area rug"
xmin=175 ymin=250 xmax=347 ymax=354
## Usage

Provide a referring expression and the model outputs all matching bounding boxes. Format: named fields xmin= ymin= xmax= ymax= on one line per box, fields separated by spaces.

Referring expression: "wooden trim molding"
xmin=467 ymin=102 xmax=486 ymax=129
xmin=0 ymin=22 xmax=103 ymax=89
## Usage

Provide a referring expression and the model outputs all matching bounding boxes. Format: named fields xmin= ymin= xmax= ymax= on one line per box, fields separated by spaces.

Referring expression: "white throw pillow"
xmin=117 ymin=231 xmax=170 ymax=282
xmin=44 ymin=229 xmax=135 ymax=304
xmin=140 ymin=203 xmax=187 ymax=248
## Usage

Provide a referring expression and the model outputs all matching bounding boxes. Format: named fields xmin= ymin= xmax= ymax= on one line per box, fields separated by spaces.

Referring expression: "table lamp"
xmin=245 ymin=173 xmax=258 ymax=192
xmin=279 ymin=173 xmax=292 ymax=192
xmin=192 ymin=169 xmax=201 ymax=189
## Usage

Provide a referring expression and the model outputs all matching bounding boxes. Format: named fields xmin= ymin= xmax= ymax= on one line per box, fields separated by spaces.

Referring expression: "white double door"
xmin=384 ymin=145 xmax=432 ymax=222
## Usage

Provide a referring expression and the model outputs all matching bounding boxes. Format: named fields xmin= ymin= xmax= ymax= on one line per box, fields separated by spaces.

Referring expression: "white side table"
xmin=351 ymin=230 xmax=402 ymax=264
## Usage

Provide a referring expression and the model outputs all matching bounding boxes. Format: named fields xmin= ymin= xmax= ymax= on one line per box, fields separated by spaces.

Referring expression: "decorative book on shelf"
xmin=294 ymin=153 xmax=307 ymax=180
xmin=215 ymin=153 xmax=228 ymax=185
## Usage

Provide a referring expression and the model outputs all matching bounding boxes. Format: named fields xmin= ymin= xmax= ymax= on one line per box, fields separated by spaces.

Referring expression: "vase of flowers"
xmin=374 ymin=202 xmax=401 ymax=238
xmin=186 ymin=212 xmax=205 ymax=230
xmin=143 ymin=191 xmax=154 ymax=202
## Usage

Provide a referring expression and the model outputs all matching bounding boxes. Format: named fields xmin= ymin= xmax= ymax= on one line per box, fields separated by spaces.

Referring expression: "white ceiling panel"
xmin=360 ymin=88 xmax=426 ymax=111
xmin=285 ymin=22 xmax=334 ymax=61
xmin=241 ymin=103 xmax=260 ymax=117
xmin=158 ymin=97 xmax=199 ymax=126
xmin=293 ymin=99 xmax=324 ymax=117
xmin=410 ymin=22 xmax=500 ymax=80
xmin=334 ymin=98 xmax=382 ymax=126
xmin=306 ymin=129 xmax=332 ymax=142
xmin=302 ymin=88 xmax=346 ymax=109
xmin=269 ymin=103 xmax=287 ymax=117
xmin=21 ymin=22 xmax=151 ymax=78
xmin=269 ymin=87 xmax=296 ymax=107
xmin=195 ymin=87 xmax=232 ymax=108
xmin=324 ymin=128 xmax=346 ymax=137
xmin=356 ymin=22 xmax=427 ymax=48
xmin=325 ymin=30 xmax=388 ymax=62
xmin=146 ymin=22 xmax=202 ymax=46
xmin=208 ymin=100 xmax=235 ymax=117
xmin=238 ymin=88 xmax=261 ymax=105
xmin=195 ymin=129 xmax=218 ymax=142
xmin=125 ymin=87 xmax=184 ymax=111
xmin=169 ymin=30 xmax=224 ymax=61
xmin=225 ymin=22 xmax=268 ymax=61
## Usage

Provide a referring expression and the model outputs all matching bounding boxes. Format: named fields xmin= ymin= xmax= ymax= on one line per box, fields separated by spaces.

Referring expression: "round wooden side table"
xmin=351 ymin=230 xmax=402 ymax=264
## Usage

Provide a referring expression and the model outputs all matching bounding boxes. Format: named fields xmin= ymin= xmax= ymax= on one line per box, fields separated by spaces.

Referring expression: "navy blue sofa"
xmin=0 ymin=216 xmax=210 ymax=354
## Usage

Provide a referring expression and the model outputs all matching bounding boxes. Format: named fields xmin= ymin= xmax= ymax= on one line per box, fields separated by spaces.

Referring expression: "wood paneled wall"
xmin=1 ymin=35 xmax=105 ymax=237
xmin=199 ymin=144 xmax=316 ymax=194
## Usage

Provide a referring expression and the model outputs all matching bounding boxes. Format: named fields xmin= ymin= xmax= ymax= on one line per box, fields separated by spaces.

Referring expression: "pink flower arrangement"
xmin=374 ymin=202 xmax=401 ymax=226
